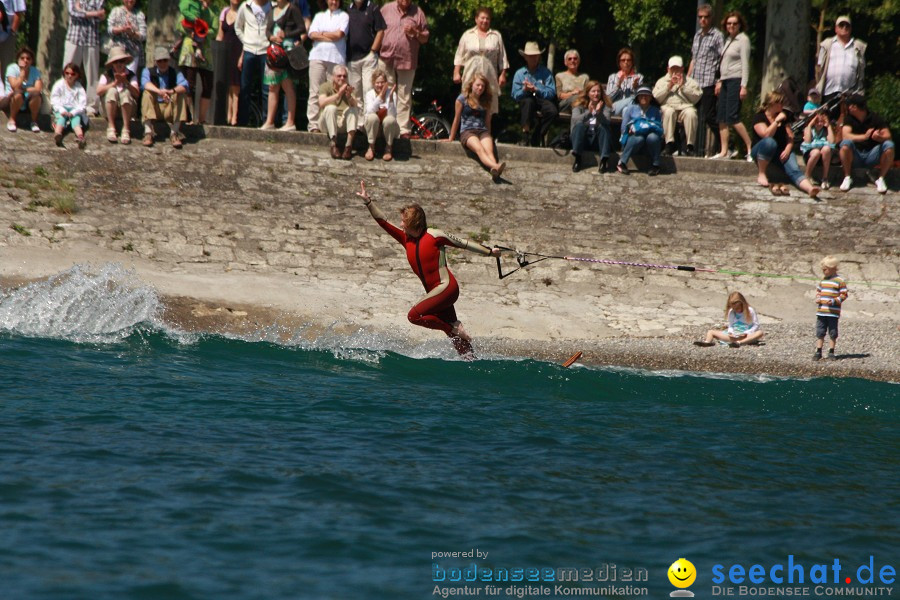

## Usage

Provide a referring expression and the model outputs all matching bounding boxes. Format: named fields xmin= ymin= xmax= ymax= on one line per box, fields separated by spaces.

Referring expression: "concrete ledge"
xmin=195 ymin=123 xmax=897 ymax=185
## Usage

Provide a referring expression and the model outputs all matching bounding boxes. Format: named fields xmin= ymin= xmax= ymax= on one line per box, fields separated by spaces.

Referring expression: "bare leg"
xmin=757 ymin=157 xmax=770 ymax=186
xmin=106 ymin=101 xmax=118 ymax=130
xmin=282 ymin=81 xmax=296 ymax=126
xmin=733 ymin=122 xmax=753 ymax=155
xmin=798 ymin=177 xmax=820 ymax=198
xmin=878 ymin=145 xmax=895 ymax=178
xmin=735 ymin=331 xmax=764 ymax=345
xmin=465 ymin=135 xmax=500 ymax=170
xmin=805 ymin=149 xmax=821 ymax=180
xmin=227 ymin=85 xmax=239 ymax=125
xmin=717 ymin=124 xmax=730 ymax=158
xmin=839 ymin=144 xmax=853 ymax=177
xmin=819 ymin=146 xmax=831 ymax=181
xmin=262 ymin=85 xmax=279 ymax=127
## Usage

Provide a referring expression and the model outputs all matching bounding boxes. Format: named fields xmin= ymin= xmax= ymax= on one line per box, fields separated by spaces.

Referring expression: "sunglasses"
xmin=64 ymin=71 xmax=78 ymax=76
xmin=837 ymin=22 xmax=850 ymax=28
xmin=619 ymin=58 xmax=633 ymax=62
xmin=698 ymin=14 xmax=711 ymax=19
xmin=726 ymin=21 xmax=739 ymax=25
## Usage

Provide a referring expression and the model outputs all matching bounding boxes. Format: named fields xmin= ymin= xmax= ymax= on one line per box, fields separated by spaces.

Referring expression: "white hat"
xmin=518 ymin=41 xmax=545 ymax=58
xmin=667 ymin=56 xmax=683 ymax=68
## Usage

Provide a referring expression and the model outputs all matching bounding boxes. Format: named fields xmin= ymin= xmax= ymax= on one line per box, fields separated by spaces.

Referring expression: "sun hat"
xmin=518 ymin=42 xmax=544 ymax=58
xmin=153 ymin=46 xmax=171 ymax=62
xmin=667 ymin=56 xmax=683 ymax=68
xmin=635 ymin=86 xmax=653 ymax=97
xmin=105 ymin=46 xmax=134 ymax=67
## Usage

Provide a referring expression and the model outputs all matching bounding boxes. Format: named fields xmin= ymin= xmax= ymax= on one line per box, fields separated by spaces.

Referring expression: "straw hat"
xmin=518 ymin=42 xmax=545 ymax=58
xmin=105 ymin=46 xmax=134 ymax=67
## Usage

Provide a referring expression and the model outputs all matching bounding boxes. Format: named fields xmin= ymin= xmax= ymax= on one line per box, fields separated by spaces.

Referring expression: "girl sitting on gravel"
xmin=694 ymin=291 xmax=763 ymax=347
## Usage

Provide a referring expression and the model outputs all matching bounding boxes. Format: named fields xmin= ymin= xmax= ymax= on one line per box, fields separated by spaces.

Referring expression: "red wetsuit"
xmin=376 ymin=218 xmax=478 ymax=354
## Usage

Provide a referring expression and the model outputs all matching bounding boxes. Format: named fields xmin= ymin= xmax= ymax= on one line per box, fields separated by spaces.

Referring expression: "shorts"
xmin=716 ymin=78 xmax=742 ymax=125
xmin=815 ymin=315 xmax=839 ymax=340
xmin=460 ymin=128 xmax=490 ymax=146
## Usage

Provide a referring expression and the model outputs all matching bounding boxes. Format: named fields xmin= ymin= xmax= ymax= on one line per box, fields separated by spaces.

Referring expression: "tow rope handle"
xmin=494 ymin=246 xmax=528 ymax=279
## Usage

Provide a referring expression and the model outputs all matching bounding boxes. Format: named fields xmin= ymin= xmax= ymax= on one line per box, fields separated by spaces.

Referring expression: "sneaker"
xmin=30 ymin=122 xmax=40 ymax=133
xmin=572 ymin=156 xmax=582 ymax=172
xmin=745 ymin=153 xmax=753 ymax=162
xmin=54 ymin=132 xmax=63 ymax=147
xmin=693 ymin=341 xmax=714 ymax=347
xmin=708 ymin=153 xmax=725 ymax=160
xmin=821 ymin=181 xmax=830 ymax=190
xmin=648 ymin=165 xmax=660 ymax=176
xmin=616 ymin=162 xmax=629 ymax=175
xmin=684 ymin=144 xmax=695 ymax=157
xmin=839 ymin=176 xmax=852 ymax=192
xmin=875 ymin=177 xmax=887 ymax=194
xmin=259 ymin=123 xmax=275 ymax=130
xmin=599 ymin=157 xmax=609 ymax=173
xmin=662 ymin=142 xmax=676 ymax=157
xmin=7 ymin=121 xmax=16 ymax=132
xmin=728 ymin=149 xmax=738 ymax=159
xmin=278 ymin=123 xmax=296 ymax=132
xmin=812 ymin=353 xmax=822 ymax=361
xmin=826 ymin=352 xmax=837 ymax=361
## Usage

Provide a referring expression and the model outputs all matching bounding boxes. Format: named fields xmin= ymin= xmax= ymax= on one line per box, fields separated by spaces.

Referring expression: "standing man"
xmin=510 ymin=41 xmax=556 ymax=147
xmin=65 ymin=0 xmax=106 ymax=115
xmin=346 ymin=0 xmax=385 ymax=108
xmin=306 ymin=0 xmax=349 ymax=133
xmin=379 ymin=0 xmax=428 ymax=137
xmin=0 ymin=0 xmax=25 ymax=74
xmin=816 ymin=15 xmax=865 ymax=143
xmin=654 ymin=55 xmax=702 ymax=156
xmin=235 ymin=0 xmax=271 ymax=126
xmin=688 ymin=3 xmax=724 ymax=157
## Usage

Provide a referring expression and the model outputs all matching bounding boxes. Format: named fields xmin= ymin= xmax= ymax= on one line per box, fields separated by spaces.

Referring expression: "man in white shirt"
xmin=306 ymin=0 xmax=349 ymax=132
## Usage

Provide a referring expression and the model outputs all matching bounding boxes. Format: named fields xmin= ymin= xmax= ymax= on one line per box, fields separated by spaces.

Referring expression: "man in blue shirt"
xmin=510 ymin=41 xmax=557 ymax=147
xmin=140 ymin=46 xmax=190 ymax=148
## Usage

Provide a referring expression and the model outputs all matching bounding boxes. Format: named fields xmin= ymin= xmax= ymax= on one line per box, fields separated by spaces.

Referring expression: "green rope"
xmin=714 ymin=269 xmax=900 ymax=289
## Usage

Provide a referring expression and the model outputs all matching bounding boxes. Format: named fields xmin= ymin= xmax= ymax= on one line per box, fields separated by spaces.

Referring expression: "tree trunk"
xmin=145 ymin=0 xmax=181 ymax=59
xmin=761 ymin=0 xmax=810 ymax=98
xmin=35 ymin=0 xmax=66 ymax=84
xmin=547 ymin=42 xmax=556 ymax=73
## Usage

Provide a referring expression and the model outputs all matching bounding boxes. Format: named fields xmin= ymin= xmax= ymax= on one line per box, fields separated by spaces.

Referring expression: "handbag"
xmin=287 ymin=44 xmax=309 ymax=73
xmin=630 ymin=117 xmax=663 ymax=137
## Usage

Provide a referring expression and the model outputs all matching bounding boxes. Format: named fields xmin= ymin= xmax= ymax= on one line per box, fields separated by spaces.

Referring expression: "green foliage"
xmin=11 ymin=224 xmax=31 ymax=237
xmin=867 ymin=74 xmax=900 ymax=133
xmin=608 ymin=0 xmax=679 ymax=46
xmin=451 ymin=0 xmax=508 ymax=21
xmin=534 ymin=0 xmax=581 ymax=47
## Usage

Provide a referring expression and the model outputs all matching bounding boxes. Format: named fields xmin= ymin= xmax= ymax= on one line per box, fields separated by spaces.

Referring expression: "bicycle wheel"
xmin=247 ymin=98 xmax=265 ymax=129
xmin=412 ymin=114 xmax=451 ymax=140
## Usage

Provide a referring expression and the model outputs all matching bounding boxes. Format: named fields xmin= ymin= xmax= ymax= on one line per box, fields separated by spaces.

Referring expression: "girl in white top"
xmin=50 ymin=62 xmax=88 ymax=149
xmin=694 ymin=291 xmax=763 ymax=347
xmin=363 ymin=69 xmax=399 ymax=161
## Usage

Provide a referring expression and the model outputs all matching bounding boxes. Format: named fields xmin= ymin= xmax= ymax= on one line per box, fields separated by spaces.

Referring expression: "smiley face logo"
xmin=668 ymin=558 xmax=697 ymax=588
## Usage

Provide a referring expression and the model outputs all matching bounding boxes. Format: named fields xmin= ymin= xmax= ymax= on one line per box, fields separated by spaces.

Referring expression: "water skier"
xmin=357 ymin=180 xmax=500 ymax=357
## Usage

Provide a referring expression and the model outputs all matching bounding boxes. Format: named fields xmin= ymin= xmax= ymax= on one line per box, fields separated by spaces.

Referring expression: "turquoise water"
xmin=1 ymin=266 xmax=897 ymax=600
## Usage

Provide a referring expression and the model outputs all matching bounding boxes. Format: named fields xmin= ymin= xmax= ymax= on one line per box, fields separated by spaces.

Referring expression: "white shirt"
xmin=308 ymin=9 xmax=349 ymax=64
xmin=50 ymin=79 xmax=87 ymax=115
xmin=821 ymin=38 xmax=860 ymax=95
xmin=364 ymin=88 xmax=396 ymax=116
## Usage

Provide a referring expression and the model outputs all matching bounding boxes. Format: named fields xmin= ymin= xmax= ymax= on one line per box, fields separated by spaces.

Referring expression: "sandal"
xmin=120 ymin=129 xmax=131 ymax=145
xmin=107 ymin=127 xmax=118 ymax=143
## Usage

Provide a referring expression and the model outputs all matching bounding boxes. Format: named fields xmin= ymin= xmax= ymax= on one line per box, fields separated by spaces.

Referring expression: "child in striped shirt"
xmin=814 ymin=256 xmax=848 ymax=361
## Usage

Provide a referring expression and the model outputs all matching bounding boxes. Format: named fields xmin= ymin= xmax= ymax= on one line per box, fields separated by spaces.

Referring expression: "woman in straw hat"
xmin=97 ymin=45 xmax=140 ymax=144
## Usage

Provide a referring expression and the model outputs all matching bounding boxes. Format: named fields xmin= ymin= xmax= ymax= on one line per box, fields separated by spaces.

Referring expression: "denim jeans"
xmin=751 ymin=137 xmax=806 ymax=187
xmin=838 ymin=139 xmax=895 ymax=168
xmin=238 ymin=51 xmax=268 ymax=126
xmin=571 ymin=122 xmax=610 ymax=159
xmin=619 ymin=132 xmax=662 ymax=167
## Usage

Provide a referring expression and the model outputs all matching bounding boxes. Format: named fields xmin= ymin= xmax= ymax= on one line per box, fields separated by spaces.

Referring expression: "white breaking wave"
xmin=0 ymin=263 xmax=161 ymax=343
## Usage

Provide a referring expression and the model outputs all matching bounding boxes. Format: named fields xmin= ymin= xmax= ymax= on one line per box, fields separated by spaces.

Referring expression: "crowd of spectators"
xmin=0 ymin=1 xmax=893 ymax=191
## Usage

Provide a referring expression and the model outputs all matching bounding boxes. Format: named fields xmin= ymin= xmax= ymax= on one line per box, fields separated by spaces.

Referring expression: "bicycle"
xmin=409 ymin=99 xmax=451 ymax=140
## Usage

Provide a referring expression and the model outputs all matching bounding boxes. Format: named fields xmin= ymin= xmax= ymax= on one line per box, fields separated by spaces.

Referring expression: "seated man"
xmin=652 ymin=55 xmax=701 ymax=156
xmin=1 ymin=46 xmax=43 ymax=132
xmin=510 ymin=41 xmax=556 ymax=147
xmin=318 ymin=64 xmax=361 ymax=159
xmin=838 ymin=93 xmax=893 ymax=194
xmin=555 ymin=48 xmax=587 ymax=113
xmin=139 ymin=46 xmax=189 ymax=148
xmin=97 ymin=45 xmax=140 ymax=144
